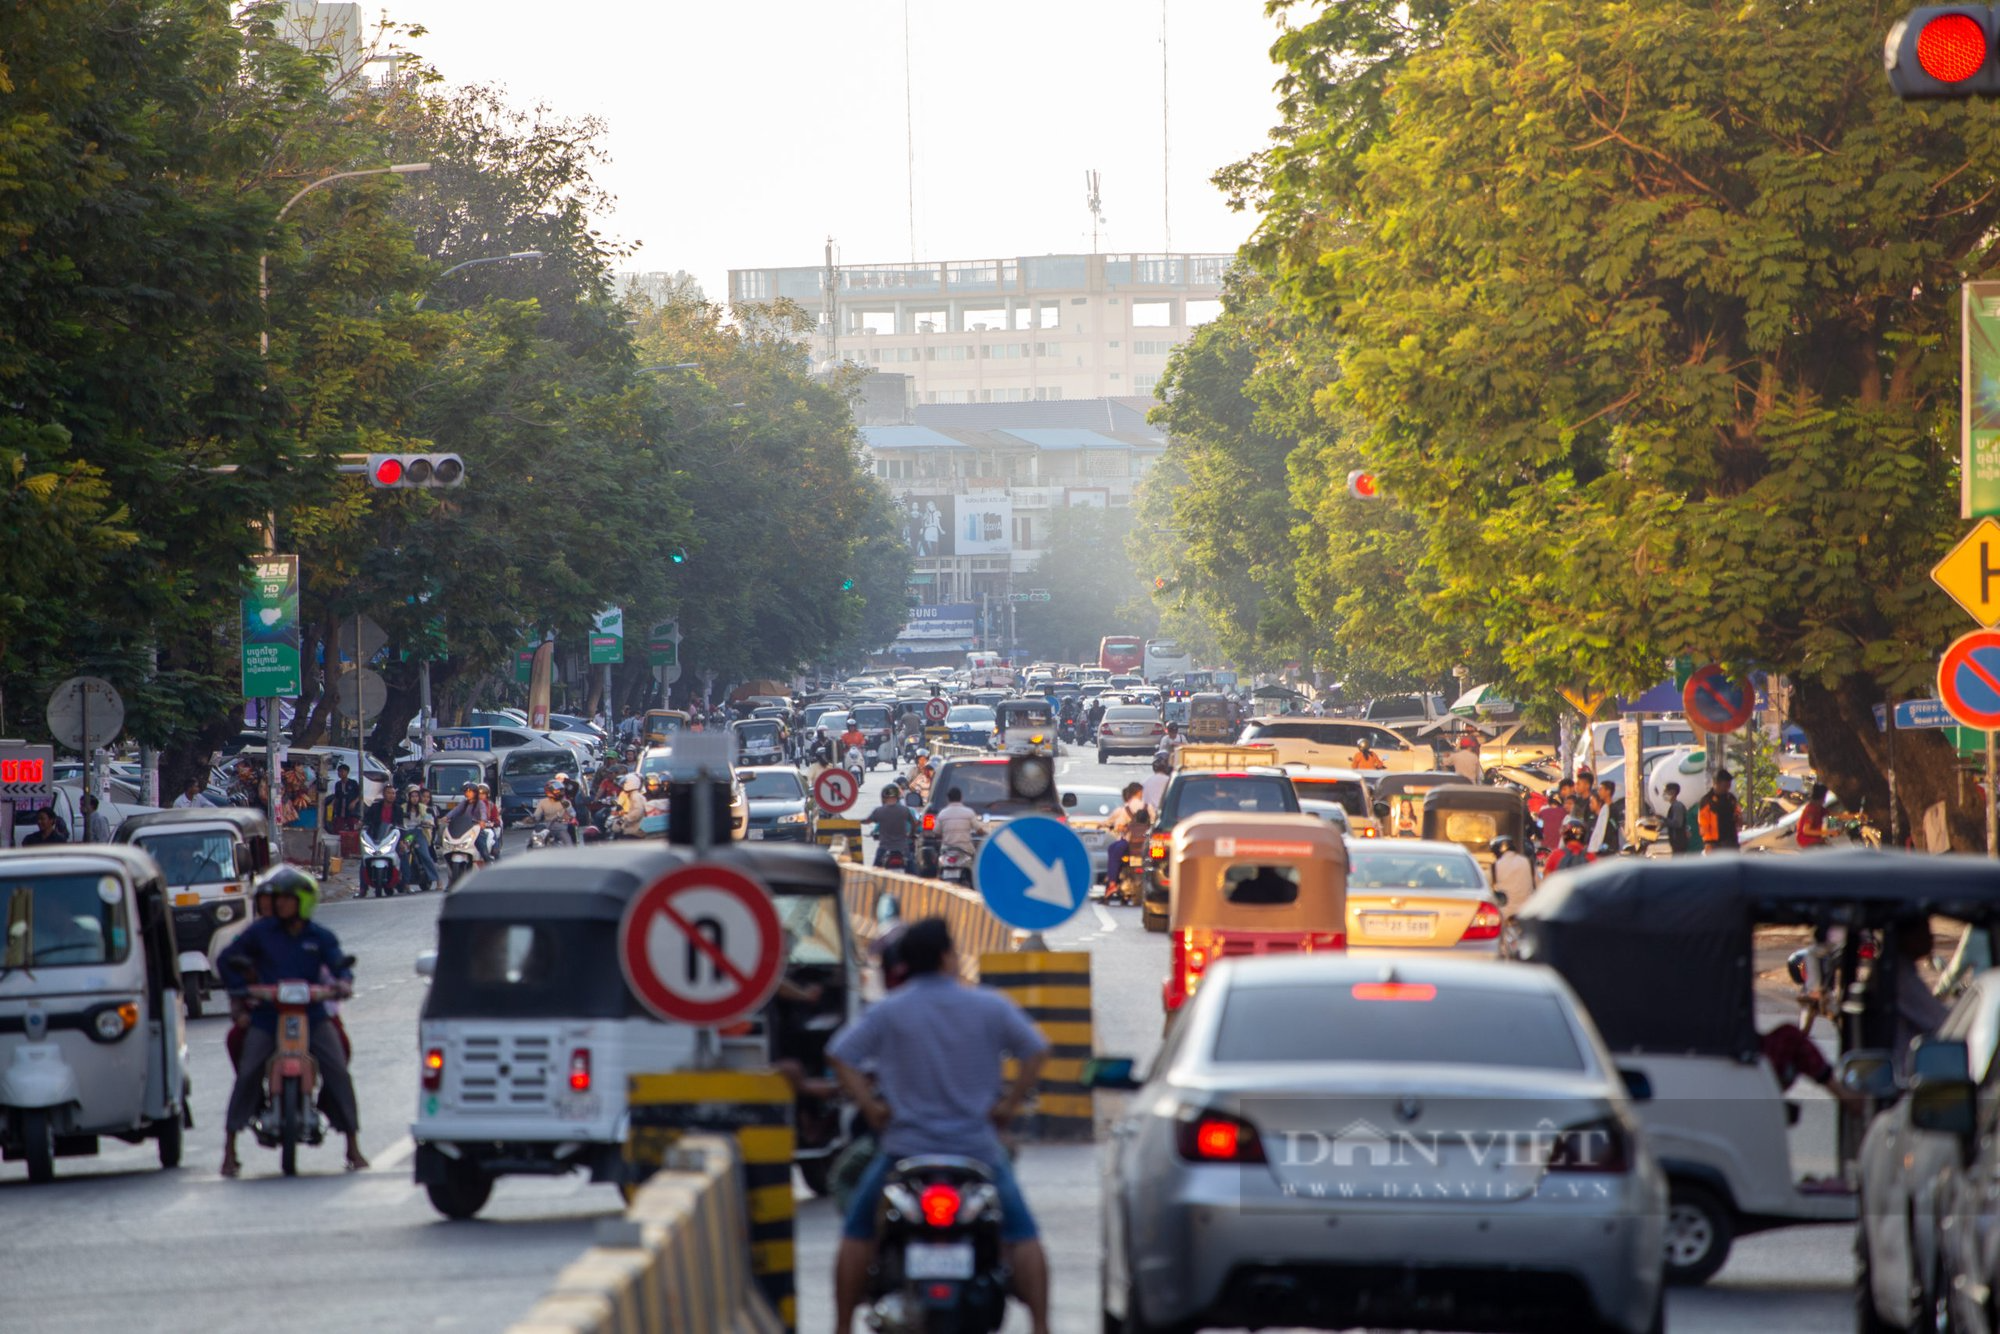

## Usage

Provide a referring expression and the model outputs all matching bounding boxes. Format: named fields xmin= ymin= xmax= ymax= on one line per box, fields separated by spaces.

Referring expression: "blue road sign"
xmin=433 ymin=727 xmax=492 ymax=753
xmin=974 ymin=814 xmax=1093 ymax=932
xmin=1873 ymin=699 xmax=1958 ymax=731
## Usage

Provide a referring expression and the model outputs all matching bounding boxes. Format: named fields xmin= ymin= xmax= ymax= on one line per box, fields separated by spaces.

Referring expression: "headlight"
xmin=779 ymin=812 xmax=808 ymax=825
xmin=213 ymin=901 xmax=235 ymax=923
xmin=91 ymin=1002 xmax=138 ymax=1042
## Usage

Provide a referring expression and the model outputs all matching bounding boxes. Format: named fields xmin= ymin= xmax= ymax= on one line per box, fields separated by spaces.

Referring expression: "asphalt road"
xmin=1 ymin=760 xmax=1863 ymax=1333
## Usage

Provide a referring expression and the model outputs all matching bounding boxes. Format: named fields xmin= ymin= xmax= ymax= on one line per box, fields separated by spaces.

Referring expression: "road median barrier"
xmin=981 ymin=951 xmax=1095 ymax=1141
xmin=840 ymin=864 xmax=1017 ymax=980
xmin=509 ymin=1132 xmax=784 ymax=1334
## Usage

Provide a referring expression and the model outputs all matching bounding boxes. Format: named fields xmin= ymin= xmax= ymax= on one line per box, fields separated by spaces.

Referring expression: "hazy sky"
xmin=384 ymin=0 xmax=1292 ymax=300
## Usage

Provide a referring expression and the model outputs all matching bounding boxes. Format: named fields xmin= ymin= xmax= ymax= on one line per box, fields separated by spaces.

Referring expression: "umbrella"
xmin=1450 ymin=684 xmax=1513 ymax=717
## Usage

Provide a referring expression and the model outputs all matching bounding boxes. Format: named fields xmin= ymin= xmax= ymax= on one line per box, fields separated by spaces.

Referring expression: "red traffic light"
xmin=1346 ymin=469 xmax=1381 ymax=500
xmin=373 ymin=457 xmax=404 ymax=486
xmin=366 ymin=453 xmax=465 ymax=488
xmin=1919 ymin=10 xmax=1988 ymax=80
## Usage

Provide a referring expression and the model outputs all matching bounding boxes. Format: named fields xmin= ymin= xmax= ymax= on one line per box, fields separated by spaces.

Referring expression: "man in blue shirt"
xmin=216 ymin=869 xmax=364 ymax=1175
xmin=828 ymin=917 xmax=1051 ymax=1334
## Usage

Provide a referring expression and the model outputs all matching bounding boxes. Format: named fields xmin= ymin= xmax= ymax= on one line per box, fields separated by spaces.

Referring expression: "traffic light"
xmin=1886 ymin=6 xmax=2000 ymax=97
xmin=841 ymin=578 xmax=855 ymax=590
xmin=368 ymin=453 xmax=465 ymax=488
xmin=1153 ymin=576 xmax=1167 ymax=591
xmin=1347 ymin=469 xmax=1381 ymax=500
xmin=670 ymin=547 xmax=688 ymax=565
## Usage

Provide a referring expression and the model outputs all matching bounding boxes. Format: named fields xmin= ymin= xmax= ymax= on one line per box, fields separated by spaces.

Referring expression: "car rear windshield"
xmin=1348 ymin=850 xmax=1485 ymax=890
xmin=1290 ymin=778 xmax=1367 ymax=816
xmin=1213 ymin=983 xmax=1585 ymax=1071
xmin=1105 ymin=706 xmax=1156 ymax=722
xmin=1170 ymin=776 xmax=1298 ymax=818
xmin=931 ymin=763 xmax=1012 ymax=812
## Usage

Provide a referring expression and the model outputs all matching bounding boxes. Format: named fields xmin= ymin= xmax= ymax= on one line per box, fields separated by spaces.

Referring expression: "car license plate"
xmin=1361 ymin=912 xmax=1436 ymax=940
xmin=904 ymin=1241 xmax=974 ymax=1280
xmin=746 ymin=828 xmax=764 ymax=840
xmin=555 ymin=1092 xmax=599 ymax=1121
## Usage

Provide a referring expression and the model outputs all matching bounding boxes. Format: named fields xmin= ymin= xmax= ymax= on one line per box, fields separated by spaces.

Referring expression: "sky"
xmin=382 ymin=0 xmax=1294 ymax=301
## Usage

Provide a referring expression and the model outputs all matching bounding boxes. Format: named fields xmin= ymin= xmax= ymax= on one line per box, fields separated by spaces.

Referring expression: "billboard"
xmin=895 ymin=493 xmax=1013 ymax=556
xmin=897 ymin=602 xmax=978 ymax=642
xmin=1966 ymin=282 xmax=2000 ymax=518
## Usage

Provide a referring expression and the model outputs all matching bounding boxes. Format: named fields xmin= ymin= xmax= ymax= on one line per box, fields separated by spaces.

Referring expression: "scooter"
xmin=359 ymin=824 xmax=402 ymax=898
xmin=244 ymin=978 xmax=342 ymax=1177
xmin=524 ymin=821 xmax=559 ymax=851
xmin=937 ymin=844 xmax=974 ymax=886
xmin=865 ymin=1156 xmax=1011 ymax=1334
xmin=439 ymin=823 xmax=483 ymax=891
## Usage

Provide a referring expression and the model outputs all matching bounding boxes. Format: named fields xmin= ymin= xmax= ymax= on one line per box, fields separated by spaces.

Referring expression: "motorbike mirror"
xmin=1081 ymin=1057 xmax=1141 ymax=1091
xmin=415 ymin=949 xmax=436 ymax=978
xmin=875 ymin=893 xmax=901 ymax=924
xmin=1061 ymin=792 xmax=1077 ymax=808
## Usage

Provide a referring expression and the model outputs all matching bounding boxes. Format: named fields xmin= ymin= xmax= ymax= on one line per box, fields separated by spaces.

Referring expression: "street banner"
xmin=647 ymin=620 xmax=679 ymax=667
xmin=241 ymin=555 xmax=301 ymax=698
xmin=527 ymin=639 xmax=555 ymax=730
xmin=591 ymin=607 xmax=625 ymax=665
xmin=1964 ymin=282 xmax=2000 ymax=517
xmin=513 ymin=643 xmax=537 ymax=685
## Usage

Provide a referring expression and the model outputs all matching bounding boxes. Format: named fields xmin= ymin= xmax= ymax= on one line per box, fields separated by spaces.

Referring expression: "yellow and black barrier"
xmin=509 ymin=1132 xmax=783 ymax=1334
xmin=815 ymin=816 xmax=863 ymax=865
xmin=840 ymin=865 xmax=1017 ymax=981
xmin=624 ymin=1071 xmax=797 ymax=1333
xmin=980 ymin=951 xmax=1095 ymax=1141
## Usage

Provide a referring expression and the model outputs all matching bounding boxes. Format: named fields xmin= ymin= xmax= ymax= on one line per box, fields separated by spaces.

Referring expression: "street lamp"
xmin=413 ymin=250 xmax=545 ymax=309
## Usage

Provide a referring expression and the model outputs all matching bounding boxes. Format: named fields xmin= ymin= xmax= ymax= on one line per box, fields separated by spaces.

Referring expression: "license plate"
xmin=555 ymin=1093 xmax=599 ymax=1121
xmin=1360 ymin=912 xmax=1436 ymax=940
xmin=904 ymin=1241 xmax=975 ymax=1280
xmin=174 ymin=891 xmax=201 ymax=906
xmin=746 ymin=828 xmax=764 ymax=840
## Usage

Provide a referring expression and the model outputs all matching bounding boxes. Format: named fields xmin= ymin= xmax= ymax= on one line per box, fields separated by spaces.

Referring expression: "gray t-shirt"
xmin=866 ymin=803 xmax=917 ymax=844
xmin=828 ymin=973 xmax=1050 ymax=1161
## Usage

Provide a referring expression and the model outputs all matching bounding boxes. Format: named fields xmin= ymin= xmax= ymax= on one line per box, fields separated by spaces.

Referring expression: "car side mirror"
xmin=415 ymin=949 xmax=436 ymax=978
xmin=1913 ymin=1035 xmax=1972 ymax=1084
xmin=1061 ymin=792 xmax=1077 ymax=808
xmin=1911 ymin=1073 xmax=1977 ymax=1139
xmin=1081 ymin=1057 xmax=1141 ymax=1091
xmin=1373 ymin=801 xmax=1391 ymax=819
xmin=1837 ymin=1049 xmax=1898 ymax=1100
xmin=875 ymin=893 xmax=901 ymax=925
xmin=1617 ymin=1067 xmax=1653 ymax=1102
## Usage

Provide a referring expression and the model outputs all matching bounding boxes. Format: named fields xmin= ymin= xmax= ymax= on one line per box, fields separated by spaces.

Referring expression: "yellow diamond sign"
xmin=1933 ymin=518 xmax=2000 ymax=626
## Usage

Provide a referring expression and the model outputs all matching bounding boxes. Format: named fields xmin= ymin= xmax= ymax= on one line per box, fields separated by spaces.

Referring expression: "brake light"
xmin=1351 ymin=982 xmax=1437 ymax=1002
xmin=568 ymin=1047 xmax=591 ymax=1092
xmin=1545 ymin=1117 xmax=1632 ymax=1174
xmin=423 ymin=1047 xmax=445 ymax=1091
xmin=923 ymin=812 xmax=936 ymax=832
xmin=919 ymin=1183 xmax=961 ymax=1228
xmin=1859 ymin=938 xmax=1877 ymax=962
xmin=1459 ymin=902 xmax=1505 ymax=942
xmin=1175 ymin=1109 xmax=1266 ymax=1163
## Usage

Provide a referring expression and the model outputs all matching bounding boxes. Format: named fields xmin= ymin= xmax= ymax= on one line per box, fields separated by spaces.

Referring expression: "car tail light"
xmin=1545 ymin=1117 xmax=1632 ymax=1174
xmin=423 ymin=1047 xmax=445 ymax=1091
xmin=919 ymin=1183 xmax=961 ymax=1228
xmin=1351 ymin=981 xmax=1437 ymax=1002
xmin=1459 ymin=902 xmax=1505 ymax=942
xmin=568 ymin=1047 xmax=591 ymax=1092
xmin=923 ymin=812 xmax=936 ymax=832
xmin=1175 ymin=1108 xmax=1267 ymax=1163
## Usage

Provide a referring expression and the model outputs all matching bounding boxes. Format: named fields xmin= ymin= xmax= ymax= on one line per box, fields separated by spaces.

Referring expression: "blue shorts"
xmin=841 ymin=1152 xmax=1038 ymax=1244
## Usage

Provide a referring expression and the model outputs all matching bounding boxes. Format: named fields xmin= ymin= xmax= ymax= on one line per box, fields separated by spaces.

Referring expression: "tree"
xmin=1014 ymin=508 xmax=1157 ymax=663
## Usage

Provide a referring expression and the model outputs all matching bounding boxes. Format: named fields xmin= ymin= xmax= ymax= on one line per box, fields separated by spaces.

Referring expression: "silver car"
xmin=1094 ymin=955 xmax=1666 ymax=1334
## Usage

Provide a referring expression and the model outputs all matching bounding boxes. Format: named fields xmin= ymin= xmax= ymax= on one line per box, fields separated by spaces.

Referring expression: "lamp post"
xmin=412 ymin=250 xmax=544 ymax=309
xmin=256 ymin=162 xmax=429 ymax=840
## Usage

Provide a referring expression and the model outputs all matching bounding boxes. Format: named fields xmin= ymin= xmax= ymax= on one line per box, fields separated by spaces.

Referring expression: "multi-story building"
xmin=727 ymin=252 xmax=1228 ymax=404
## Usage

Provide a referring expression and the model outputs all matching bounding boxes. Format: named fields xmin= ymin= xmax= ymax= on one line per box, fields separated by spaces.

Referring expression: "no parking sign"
xmin=1940 ymin=630 xmax=2000 ymax=731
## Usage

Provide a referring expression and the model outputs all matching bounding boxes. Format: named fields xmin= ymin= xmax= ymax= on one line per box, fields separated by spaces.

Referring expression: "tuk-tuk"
xmin=424 ymin=754 xmax=499 ymax=815
xmin=0 ymin=845 xmax=189 ymax=1182
xmin=115 ymin=807 xmax=272 ymax=1018
xmin=1184 ymin=692 xmax=1236 ymax=743
xmin=641 ymin=709 xmax=688 ymax=747
xmin=411 ymin=841 xmax=859 ymax=1217
xmin=1371 ymin=770 xmax=1474 ymax=838
xmin=732 ymin=717 xmax=786 ymax=767
xmin=1163 ymin=811 xmax=1347 ymax=1022
xmin=1516 ymin=851 xmax=2000 ymax=1285
xmin=994 ymin=699 xmax=1056 ymax=755
xmin=1419 ymin=785 xmax=1528 ymax=873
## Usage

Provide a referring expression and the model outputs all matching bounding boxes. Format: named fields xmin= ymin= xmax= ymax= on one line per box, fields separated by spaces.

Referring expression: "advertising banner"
xmin=1965 ymin=282 xmax=2000 ymax=518
xmin=590 ymin=607 xmax=625 ymax=665
xmin=897 ymin=602 xmax=978 ymax=642
xmin=527 ymin=639 xmax=555 ymax=729
xmin=951 ymin=494 xmax=1012 ymax=555
xmin=241 ymin=555 xmax=302 ymax=698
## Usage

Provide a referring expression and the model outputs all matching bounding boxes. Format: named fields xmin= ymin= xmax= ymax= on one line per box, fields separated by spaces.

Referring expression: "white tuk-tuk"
xmin=115 ymin=807 xmax=273 ymax=1019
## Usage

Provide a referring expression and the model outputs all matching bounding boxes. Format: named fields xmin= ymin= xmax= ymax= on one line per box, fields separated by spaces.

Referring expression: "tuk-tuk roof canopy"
xmin=1517 ymin=851 xmax=2000 ymax=1060
xmin=0 ymin=843 xmax=166 ymax=887
xmin=116 ymin=806 xmax=271 ymax=842
xmin=438 ymin=842 xmax=842 ymax=924
xmin=1372 ymin=772 xmax=1475 ymax=798
xmin=1171 ymin=810 xmax=1347 ymax=858
xmin=1415 ymin=786 xmax=1525 ymax=816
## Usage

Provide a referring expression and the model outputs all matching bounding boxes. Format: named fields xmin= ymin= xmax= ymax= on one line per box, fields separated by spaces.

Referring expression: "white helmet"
xmin=622 ymin=774 xmax=642 ymax=792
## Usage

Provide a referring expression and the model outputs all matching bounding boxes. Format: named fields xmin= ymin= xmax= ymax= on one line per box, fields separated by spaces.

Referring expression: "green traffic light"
xmin=670 ymin=547 xmax=687 ymax=565
xmin=842 ymin=579 xmax=854 ymax=591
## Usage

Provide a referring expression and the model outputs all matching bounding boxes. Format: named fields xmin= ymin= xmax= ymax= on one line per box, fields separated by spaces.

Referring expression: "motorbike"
xmin=937 ymin=844 xmax=974 ymax=887
xmin=359 ymin=824 xmax=403 ymax=898
xmin=439 ymin=823 xmax=483 ymax=890
xmin=400 ymin=827 xmax=436 ymax=891
xmin=524 ymin=821 xmax=559 ymax=851
xmin=243 ymin=978 xmax=343 ymax=1177
xmin=1103 ymin=843 xmax=1147 ymax=906
xmin=865 ymin=1155 xmax=1011 ymax=1334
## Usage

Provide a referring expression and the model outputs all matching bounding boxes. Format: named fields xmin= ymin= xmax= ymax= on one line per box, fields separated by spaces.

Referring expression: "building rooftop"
xmin=913 ymin=397 xmax=1163 ymax=441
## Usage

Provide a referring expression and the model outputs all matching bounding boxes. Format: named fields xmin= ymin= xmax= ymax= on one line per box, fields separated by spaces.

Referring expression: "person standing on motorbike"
xmin=217 ymin=869 xmax=364 ymax=1176
xmin=828 ymin=917 xmax=1051 ymax=1334
xmin=862 ymin=784 xmax=917 ymax=868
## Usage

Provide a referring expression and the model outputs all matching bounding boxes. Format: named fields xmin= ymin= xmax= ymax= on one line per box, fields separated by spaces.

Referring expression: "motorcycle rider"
xmin=839 ymin=719 xmax=869 ymax=771
xmin=828 ymin=917 xmax=1051 ymax=1334
xmin=530 ymin=780 xmax=572 ymax=844
xmin=861 ymin=784 xmax=917 ymax=869
xmin=1544 ymin=817 xmax=1595 ymax=874
xmin=934 ymin=786 xmax=981 ymax=862
xmin=612 ymin=772 xmax=646 ymax=836
xmin=1140 ymin=751 xmax=1172 ymax=812
xmin=1351 ymin=739 xmax=1388 ymax=771
xmin=906 ymin=755 xmax=935 ymax=805
xmin=1490 ymin=835 xmax=1536 ymax=913
xmin=217 ymin=869 xmax=365 ymax=1176
xmin=807 ymin=727 xmax=836 ymax=768
xmin=399 ymin=785 xmax=439 ymax=888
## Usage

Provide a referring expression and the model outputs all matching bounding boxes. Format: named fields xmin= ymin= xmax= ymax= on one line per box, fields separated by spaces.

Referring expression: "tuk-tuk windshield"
xmin=1291 ymin=778 xmax=1368 ymax=817
xmin=1 ymin=873 xmax=132 ymax=968
xmin=430 ymin=762 xmax=484 ymax=793
xmin=645 ymin=712 xmax=684 ymax=736
xmin=426 ymin=919 xmax=637 ymax=1019
xmin=777 ymin=893 xmax=843 ymax=966
xmin=1439 ymin=810 xmax=1502 ymax=847
xmin=136 ymin=830 xmax=237 ymax=886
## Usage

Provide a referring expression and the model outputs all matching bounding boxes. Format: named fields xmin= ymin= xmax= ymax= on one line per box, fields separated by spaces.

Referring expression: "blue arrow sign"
xmin=973 ymin=814 xmax=1093 ymax=931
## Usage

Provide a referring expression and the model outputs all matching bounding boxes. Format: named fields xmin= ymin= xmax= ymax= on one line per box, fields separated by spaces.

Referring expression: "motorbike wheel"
xmin=1141 ymin=903 xmax=1168 ymax=934
xmin=279 ymin=1076 xmax=304 ymax=1177
xmin=156 ymin=1108 xmax=183 ymax=1169
xmin=182 ymin=975 xmax=204 ymax=1020
xmin=19 ymin=1108 xmax=55 ymax=1184
xmin=426 ymin=1161 xmax=494 ymax=1220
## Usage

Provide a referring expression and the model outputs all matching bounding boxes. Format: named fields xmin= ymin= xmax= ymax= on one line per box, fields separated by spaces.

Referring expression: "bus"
xmin=965 ymin=651 xmax=1014 ymax=689
xmin=1099 ymin=635 xmax=1143 ymax=675
xmin=1143 ymin=638 xmax=1193 ymax=683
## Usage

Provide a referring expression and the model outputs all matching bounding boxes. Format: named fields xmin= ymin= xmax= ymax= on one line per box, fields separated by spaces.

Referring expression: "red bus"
xmin=1099 ymin=635 xmax=1143 ymax=675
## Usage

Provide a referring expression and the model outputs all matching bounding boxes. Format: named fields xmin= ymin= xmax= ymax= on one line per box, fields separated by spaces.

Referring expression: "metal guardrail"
xmin=840 ymin=864 xmax=1018 ymax=981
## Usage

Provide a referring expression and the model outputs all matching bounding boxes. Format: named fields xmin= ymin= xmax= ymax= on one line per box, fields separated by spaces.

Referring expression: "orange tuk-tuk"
xmin=1163 ymin=811 xmax=1347 ymax=1022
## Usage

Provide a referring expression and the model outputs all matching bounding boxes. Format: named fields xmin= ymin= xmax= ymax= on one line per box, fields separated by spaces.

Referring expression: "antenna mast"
xmin=1085 ymin=169 xmax=1105 ymax=254
xmin=1161 ymin=0 xmax=1172 ymax=254
xmin=904 ymin=1 xmax=917 ymax=259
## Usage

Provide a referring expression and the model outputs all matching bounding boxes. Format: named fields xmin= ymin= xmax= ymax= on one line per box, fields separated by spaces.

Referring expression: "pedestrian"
xmin=173 ymin=777 xmax=212 ymax=809
xmin=1538 ymin=779 xmax=1574 ymax=850
xmin=1661 ymin=782 xmax=1690 ymax=855
xmin=1449 ymin=733 xmax=1482 ymax=783
xmin=1697 ymin=769 xmax=1744 ymax=852
xmin=326 ymin=763 xmax=360 ymax=832
xmin=22 ymin=807 xmax=69 ymax=847
xmin=1796 ymin=782 xmax=1831 ymax=850
xmin=77 ymin=792 xmax=111 ymax=844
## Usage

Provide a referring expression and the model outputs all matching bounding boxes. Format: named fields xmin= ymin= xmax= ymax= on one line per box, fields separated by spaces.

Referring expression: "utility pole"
xmin=825 ymin=237 xmax=838 ymax=370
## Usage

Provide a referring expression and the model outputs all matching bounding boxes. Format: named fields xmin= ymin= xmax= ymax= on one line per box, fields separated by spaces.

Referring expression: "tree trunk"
xmin=1792 ymin=675 xmax=1985 ymax=850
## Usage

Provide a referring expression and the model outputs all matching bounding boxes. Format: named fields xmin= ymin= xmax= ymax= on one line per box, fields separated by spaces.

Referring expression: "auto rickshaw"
xmin=411 ymin=841 xmax=860 ymax=1217
xmin=1162 ymin=811 xmax=1347 ymax=1025
xmin=994 ymin=699 xmax=1057 ymax=756
xmin=0 ymin=845 xmax=189 ymax=1182
xmin=1370 ymin=770 xmax=1474 ymax=838
xmin=1516 ymin=851 xmax=2000 ymax=1286
xmin=641 ymin=709 xmax=689 ymax=748
xmin=1184 ymin=692 xmax=1236 ymax=743
xmin=424 ymin=754 xmax=499 ymax=816
xmin=115 ymin=807 xmax=272 ymax=1018
xmin=1419 ymin=785 xmax=1528 ymax=874
xmin=732 ymin=717 xmax=786 ymax=768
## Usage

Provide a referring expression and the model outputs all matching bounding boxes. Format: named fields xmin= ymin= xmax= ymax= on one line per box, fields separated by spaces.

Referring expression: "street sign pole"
xmin=1989 ymin=730 xmax=1997 ymax=859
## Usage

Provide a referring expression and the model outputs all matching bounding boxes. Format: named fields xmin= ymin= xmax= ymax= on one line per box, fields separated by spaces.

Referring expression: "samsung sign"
xmin=898 ymin=603 xmax=978 ymax=642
